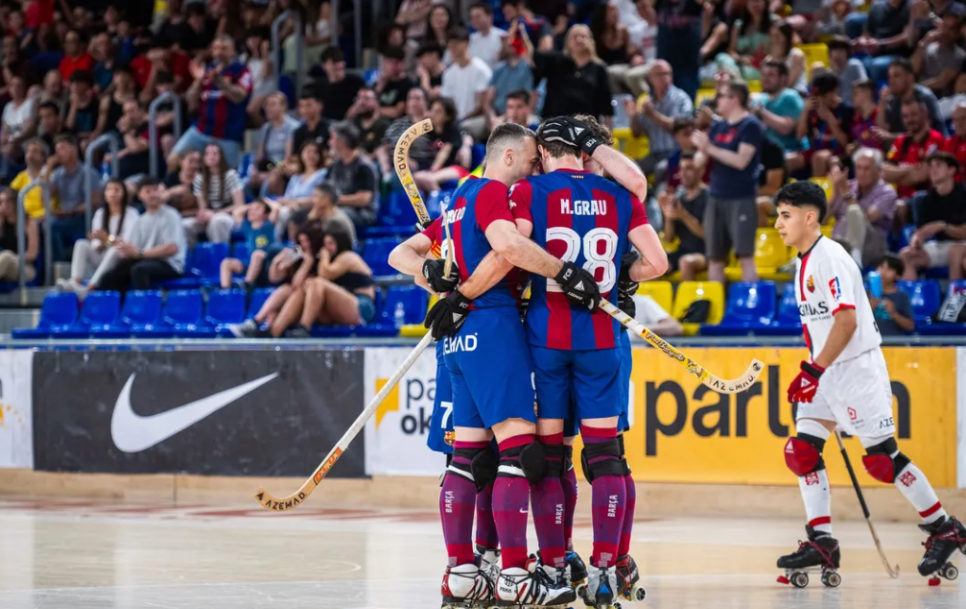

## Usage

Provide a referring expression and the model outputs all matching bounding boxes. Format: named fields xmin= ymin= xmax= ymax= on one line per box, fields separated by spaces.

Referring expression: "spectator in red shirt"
xmin=944 ymin=102 xmax=966 ymax=181
xmin=850 ymin=79 xmax=879 ymax=153
xmin=133 ymin=38 xmax=191 ymax=101
xmin=58 ymin=29 xmax=94 ymax=84
xmin=24 ymin=0 xmax=55 ymax=30
xmin=883 ymin=97 xmax=946 ymax=201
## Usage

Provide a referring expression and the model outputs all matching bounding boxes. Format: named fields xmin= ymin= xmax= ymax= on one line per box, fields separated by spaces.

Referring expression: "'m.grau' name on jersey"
xmin=560 ymin=199 xmax=609 ymax=216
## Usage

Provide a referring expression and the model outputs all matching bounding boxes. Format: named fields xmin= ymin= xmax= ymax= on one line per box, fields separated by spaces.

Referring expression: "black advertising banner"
xmin=32 ymin=349 xmax=366 ymax=477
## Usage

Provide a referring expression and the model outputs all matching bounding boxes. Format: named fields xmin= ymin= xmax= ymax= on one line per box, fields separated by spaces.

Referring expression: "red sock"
xmin=583 ymin=426 xmax=625 ymax=568
xmin=532 ymin=433 xmax=566 ymax=568
xmin=493 ymin=434 xmax=534 ymax=570
xmin=475 ymin=482 xmax=499 ymax=551
xmin=441 ymin=441 xmax=488 ymax=567
xmin=618 ymin=472 xmax=635 ymax=558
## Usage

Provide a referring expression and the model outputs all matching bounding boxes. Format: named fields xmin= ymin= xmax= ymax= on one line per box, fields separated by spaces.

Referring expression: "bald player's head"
xmin=485 ymin=122 xmax=539 ymax=182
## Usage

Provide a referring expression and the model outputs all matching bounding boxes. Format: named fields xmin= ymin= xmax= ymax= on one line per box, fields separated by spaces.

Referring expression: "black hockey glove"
xmin=554 ymin=261 xmax=602 ymax=312
xmin=617 ymin=289 xmax=636 ymax=332
xmin=618 ymin=251 xmax=640 ymax=297
xmin=422 ymin=258 xmax=460 ymax=294
xmin=424 ymin=289 xmax=472 ymax=340
xmin=539 ymin=116 xmax=604 ymax=156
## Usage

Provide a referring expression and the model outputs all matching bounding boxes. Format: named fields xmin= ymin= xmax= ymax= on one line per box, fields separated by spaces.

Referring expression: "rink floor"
xmin=0 ymin=497 xmax=964 ymax=608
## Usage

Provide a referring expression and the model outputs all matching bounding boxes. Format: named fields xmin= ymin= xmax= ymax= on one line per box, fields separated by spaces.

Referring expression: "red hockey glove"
xmin=787 ymin=360 xmax=825 ymax=404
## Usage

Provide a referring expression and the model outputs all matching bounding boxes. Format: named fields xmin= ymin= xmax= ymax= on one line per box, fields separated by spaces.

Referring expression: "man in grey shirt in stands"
xmin=625 ymin=60 xmax=694 ymax=179
xmin=90 ymin=177 xmax=187 ymax=293
xmin=49 ymin=134 xmax=102 ymax=262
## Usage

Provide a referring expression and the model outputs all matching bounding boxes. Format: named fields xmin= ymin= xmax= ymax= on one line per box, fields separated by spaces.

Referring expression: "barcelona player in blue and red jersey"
xmin=508 ymin=116 xmax=668 ymax=608
xmin=172 ymin=36 xmax=252 ymax=169
xmin=421 ymin=123 xmax=602 ymax=607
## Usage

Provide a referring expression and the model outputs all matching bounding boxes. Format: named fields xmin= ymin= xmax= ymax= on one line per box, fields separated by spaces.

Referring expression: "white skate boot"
xmin=495 ymin=558 xmax=577 ymax=606
xmin=576 ymin=563 xmax=619 ymax=609
xmin=441 ymin=563 xmax=494 ymax=609
xmin=479 ymin=548 xmax=501 ymax=585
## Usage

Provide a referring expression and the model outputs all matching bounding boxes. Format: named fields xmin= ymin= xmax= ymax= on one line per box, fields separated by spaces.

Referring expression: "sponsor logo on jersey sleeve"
xmin=828 ymin=277 xmax=842 ymax=300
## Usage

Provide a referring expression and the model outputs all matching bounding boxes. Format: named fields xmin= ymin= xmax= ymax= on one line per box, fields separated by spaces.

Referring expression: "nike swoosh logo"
xmin=111 ymin=372 xmax=279 ymax=453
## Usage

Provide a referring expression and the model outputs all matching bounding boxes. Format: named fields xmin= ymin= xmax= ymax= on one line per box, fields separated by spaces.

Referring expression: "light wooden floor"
xmin=0 ymin=497 xmax=963 ymax=608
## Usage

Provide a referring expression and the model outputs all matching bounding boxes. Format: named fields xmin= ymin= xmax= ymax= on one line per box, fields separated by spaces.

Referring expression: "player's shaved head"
xmin=484 ymin=123 xmax=539 ymax=183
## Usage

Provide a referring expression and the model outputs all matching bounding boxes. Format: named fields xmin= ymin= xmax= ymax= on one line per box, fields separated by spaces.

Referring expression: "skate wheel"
xmin=790 ymin=572 xmax=809 ymax=588
xmin=941 ymin=563 xmax=958 ymax=581
xmin=928 ymin=577 xmax=941 ymax=587
xmin=632 ymin=586 xmax=646 ymax=602
xmin=822 ymin=571 xmax=841 ymax=588
xmin=776 ymin=575 xmax=790 ymax=585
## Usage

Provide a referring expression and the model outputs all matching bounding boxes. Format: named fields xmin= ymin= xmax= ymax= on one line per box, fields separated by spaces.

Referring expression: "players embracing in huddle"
xmin=390 ymin=115 xmax=666 ymax=609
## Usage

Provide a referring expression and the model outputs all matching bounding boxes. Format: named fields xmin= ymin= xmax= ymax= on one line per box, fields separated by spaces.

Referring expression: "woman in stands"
xmin=0 ymin=187 xmax=38 ymax=283
xmin=230 ymin=222 xmax=326 ymax=338
xmin=57 ymin=178 xmax=140 ymax=293
xmin=292 ymin=227 xmax=376 ymax=335
xmin=412 ymin=97 xmax=471 ymax=192
xmin=274 ymin=140 xmax=328 ymax=238
xmin=589 ymin=1 xmax=647 ymax=97
xmin=424 ymin=4 xmax=455 ymax=60
xmin=1 ymin=76 xmax=36 ymax=179
xmin=766 ymin=19 xmax=808 ymax=96
xmin=93 ymin=65 xmax=137 ymax=139
xmin=185 ymin=143 xmax=244 ymax=244
xmin=714 ymin=0 xmax=773 ymax=82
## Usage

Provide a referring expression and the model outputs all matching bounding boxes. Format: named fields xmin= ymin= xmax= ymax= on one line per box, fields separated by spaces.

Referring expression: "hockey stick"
xmin=394 ymin=118 xmax=435 ymax=228
xmin=255 ymin=333 xmax=434 ymax=511
xmin=255 ymin=117 xmax=448 ymax=512
xmin=833 ymin=430 xmax=900 ymax=578
xmin=599 ymin=300 xmax=763 ymax=394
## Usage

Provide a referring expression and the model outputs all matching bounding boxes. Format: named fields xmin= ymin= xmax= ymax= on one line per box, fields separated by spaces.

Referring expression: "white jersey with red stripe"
xmin=795 ymin=235 xmax=881 ymax=362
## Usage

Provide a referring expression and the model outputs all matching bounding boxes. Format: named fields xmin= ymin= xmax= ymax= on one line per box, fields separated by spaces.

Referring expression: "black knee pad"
xmin=498 ymin=441 xmax=546 ymax=485
xmin=542 ymin=443 xmax=566 ymax=479
xmin=581 ymin=438 xmax=626 ymax=483
xmin=469 ymin=447 xmax=498 ymax=491
xmin=618 ymin=433 xmax=631 ymax=476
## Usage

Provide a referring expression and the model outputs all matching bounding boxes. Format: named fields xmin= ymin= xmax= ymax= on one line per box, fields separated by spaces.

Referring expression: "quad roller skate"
xmin=919 ymin=516 xmax=966 ymax=586
xmin=478 ymin=548 xmax=502 ymax=587
xmin=776 ymin=525 xmax=841 ymax=589
xmin=576 ymin=563 xmax=621 ymax=609
xmin=493 ymin=557 xmax=577 ymax=608
xmin=615 ymin=555 xmax=646 ymax=603
xmin=441 ymin=563 xmax=495 ymax=609
xmin=566 ymin=550 xmax=588 ymax=588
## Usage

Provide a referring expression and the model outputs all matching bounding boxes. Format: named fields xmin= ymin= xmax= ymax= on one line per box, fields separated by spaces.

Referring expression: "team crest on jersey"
xmin=829 ymin=277 xmax=843 ymax=300
xmin=848 ymin=407 xmax=857 ymax=421
xmin=444 ymin=431 xmax=455 ymax=446
xmin=806 ymin=275 xmax=815 ymax=292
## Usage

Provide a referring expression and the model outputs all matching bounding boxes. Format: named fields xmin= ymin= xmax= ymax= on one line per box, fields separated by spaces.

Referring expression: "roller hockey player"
xmin=774 ymin=181 xmax=966 ymax=588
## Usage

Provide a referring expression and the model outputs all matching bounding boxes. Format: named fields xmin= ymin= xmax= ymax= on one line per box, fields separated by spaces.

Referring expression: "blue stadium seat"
xmin=897 ymin=280 xmax=942 ymax=321
xmin=232 ymin=242 xmax=252 ymax=265
xmin=363 ymin=237 xmax=403 ymax=276
xmin=917 ymin=281 xmax=966 ymax=335
xmin=193 ymin=289 xmax=247 ymax=338
xmin=471 ymin=144 xmax=486 ymax=168
xmin=158 ymin=290 xmax=206 ymax=338
xmin=379 ymin=190 xmax=418 ymax=228
xmin=55 ymin=291 xmax=122 ymax=338
xmin=162 ymin=243 xmax=230 ymax=288
xmin=310 ymin=325 xmax=354 ymax=337
xmin=248 ymin=288 xmax=274 ymax=319
xmin=90 ymin=290 xmax=164 ymax=338
xmin=381 ymin=285 xmax=429 ymax=325
xmin=426 ymin=189 xmax=454 ymax=219
xmin=756 ymin=283 xmax=802 ymax=336
xmin=11 ymin=292 xmax=78 ymax=339
xmin=700 ymin=282 xmax=778 ymax=336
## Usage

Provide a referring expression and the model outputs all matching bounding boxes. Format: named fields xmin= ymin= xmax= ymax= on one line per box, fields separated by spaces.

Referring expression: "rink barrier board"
xmin=2 ymin=345 xmax=965 ymax=488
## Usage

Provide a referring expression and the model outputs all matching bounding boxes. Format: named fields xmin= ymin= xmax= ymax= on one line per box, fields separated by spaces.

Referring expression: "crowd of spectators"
xmin=0 ymin=0 xmax=965 ymax=336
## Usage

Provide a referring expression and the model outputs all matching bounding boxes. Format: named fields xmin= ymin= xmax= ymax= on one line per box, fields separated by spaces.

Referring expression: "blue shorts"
xmin=445 ymin=308 xmax=536 ymax=430
xmin=427 ymin=341 xmax=455 ymax=454
xmin=357 ymin=295 xmax=377 ymax=324
xmin=532 ymin=344 xmax=623 ymax=425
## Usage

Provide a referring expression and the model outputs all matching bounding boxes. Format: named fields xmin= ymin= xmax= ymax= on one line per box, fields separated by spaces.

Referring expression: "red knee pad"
xmin=784 ymin=437 xmax=821 ymax=476
xmin=862 ymin=454 xmax=895 ymax=483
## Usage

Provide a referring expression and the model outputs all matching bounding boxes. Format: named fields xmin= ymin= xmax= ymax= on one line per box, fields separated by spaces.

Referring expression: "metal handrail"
xmin=148 ymin=91 xmax=183 ymax=178
xmin=271 ymin=10 xmax=304 ymax=100
xmin=84 ymin=133 xmax=119 ymax=232
xmin=17 ymin=179 xmax=51 ymax=305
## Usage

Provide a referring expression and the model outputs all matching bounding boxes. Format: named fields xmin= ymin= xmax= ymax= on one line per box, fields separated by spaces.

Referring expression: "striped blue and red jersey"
xmin=510 ymin=169 xmax=648 ymax=350
xmin=197 ymin=62 xmax=253 ymax=143
xmin=450 ymin=177 xmax=521 ymax=309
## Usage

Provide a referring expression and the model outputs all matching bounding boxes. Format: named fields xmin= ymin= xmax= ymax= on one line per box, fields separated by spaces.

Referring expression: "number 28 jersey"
xmin=510 ymin=168 xmax=648 ymax=350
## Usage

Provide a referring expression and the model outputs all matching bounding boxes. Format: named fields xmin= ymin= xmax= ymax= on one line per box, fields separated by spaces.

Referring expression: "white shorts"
xmin=924 ymin=240 xmax=966 ymax=267
xmin=795 ymin=349 xmax=896 ymax=440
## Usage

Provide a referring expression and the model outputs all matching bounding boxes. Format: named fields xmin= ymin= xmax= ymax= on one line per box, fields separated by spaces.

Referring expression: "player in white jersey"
xmin=773 ymin=182 xmax=966 ymax=585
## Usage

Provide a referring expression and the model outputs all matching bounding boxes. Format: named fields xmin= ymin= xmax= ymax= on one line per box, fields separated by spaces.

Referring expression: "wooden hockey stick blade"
xmin=393 ymin=118 xmax=434 ymax=227
xmin=868 ymin=519 xmax=901 ymax=578
xmin=600 ymin=300 xmax=763 ymax=394
xmin=254 ymin=332 xmax=435 ymax=511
